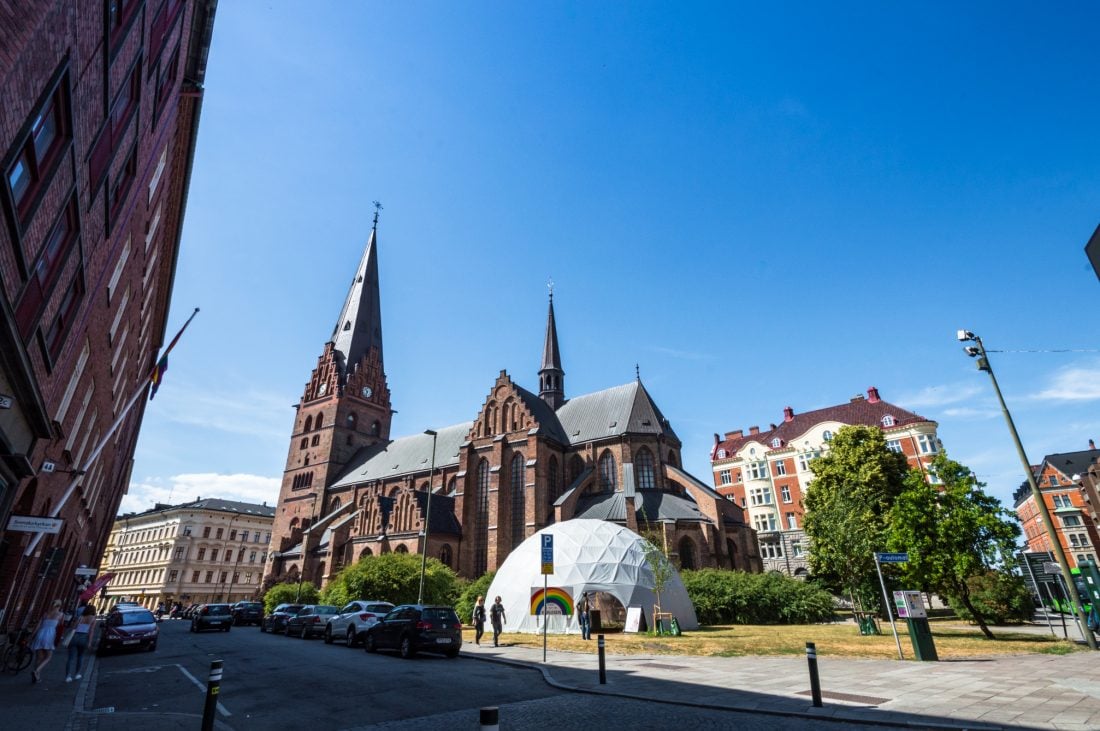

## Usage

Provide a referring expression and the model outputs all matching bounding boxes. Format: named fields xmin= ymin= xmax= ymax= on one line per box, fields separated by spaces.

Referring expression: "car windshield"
xmin=422 ymin=608 xmax=459 ymax=622
xmin=121 ymin=610 xmax=156 ymax=625
xmin=206 ymin=605 xmax=230 ymax=615
xmin=242 ymin=603 xmax=262 ymax=610
xmin=282 ymin=605 xmax=304 ymax=614
xmin=315 ymin=605 xmax=338 ymax=614
xmin=366 ymin=604 xmax=393 ymax=613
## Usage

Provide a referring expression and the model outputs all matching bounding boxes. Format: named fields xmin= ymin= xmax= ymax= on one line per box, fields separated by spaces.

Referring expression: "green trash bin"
xmin=857 ymin=613 xmax=880 ymax=636
xmin=669 ymin=617 xmax=682 ymax=636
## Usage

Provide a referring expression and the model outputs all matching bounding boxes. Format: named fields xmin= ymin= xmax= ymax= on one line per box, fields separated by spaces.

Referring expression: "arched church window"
xmin=371 ymin=420 xmax=380 ymax=436
xmin=475 ymin=459 xmax=491 ymax=575
xmin=304 ymin=415 xmax=313 ymax=432
xmin=635 ymin=448 xmax=656 ymax=489
xmin=569 ymin=455 xmax=585 ymax=485
xmin=511 ymin=453 xmax=525 ymax=547
xmin=299 ymin=438 xmax=307 ymax=450
xmin=598 ymin=451 xmax=617 ymax=492
xmin=315 ymin=414 xmax=323 ymax=429
xmin=395 ymin=544 xmax=408 ymax=554
xmin=726 ymin=539 xmax=738 ymax=570
xmin=678 ymin=537 xmax=697 ymax=570
xmin=329 ymin=497 xmax=341 ymax=512
xmin=439 ymin=544 xmax=452 ymax=567
xmin=311 ymin=435 xmax=320 ymax=447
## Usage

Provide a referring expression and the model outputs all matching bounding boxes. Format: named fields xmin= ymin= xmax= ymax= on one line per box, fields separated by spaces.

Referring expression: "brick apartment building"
xmin=1014 ymin=446 xmax=1100 ymax=568
xmin=0 ymin=1 xmax=217 ymax=628
xmin=709 ymin=389 xmax=941 ymax=576
xmin=264 ymin=222 xmax=759 ymax=590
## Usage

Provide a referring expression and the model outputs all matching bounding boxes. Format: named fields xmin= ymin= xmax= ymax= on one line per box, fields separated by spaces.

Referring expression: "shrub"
xmin=681 ymin=569 xmax=837 ymax=625
xmin=947 ymin=570 xmax=1034 ymax=625
xmin=320 ymin=552 xmax=461 ymax=609
xmin=455 ymin=571 xmax=495 ymax=624
xmin=263 ymin=581 xmax=319 ymax=614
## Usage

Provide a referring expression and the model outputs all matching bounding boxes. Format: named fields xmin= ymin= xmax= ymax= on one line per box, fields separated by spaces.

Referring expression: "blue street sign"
xmin=876 ymin=552 xmax=909 ymax=563
xmin=541 ymin=534 xmax=554 ymax=575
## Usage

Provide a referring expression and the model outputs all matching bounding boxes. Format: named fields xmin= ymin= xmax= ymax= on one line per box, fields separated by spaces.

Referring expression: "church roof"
xmin=515 ymin=384 xmax=570 ymax=444
xmin=329 ymin=421 xmax=473 ymax=488
xmin=572 ymin=489 xmax=710 ymax=524
xmin=556 ymin=380 xmax=678 ymax=445
xmin=330 ymin=226 xmax=384 ymax=377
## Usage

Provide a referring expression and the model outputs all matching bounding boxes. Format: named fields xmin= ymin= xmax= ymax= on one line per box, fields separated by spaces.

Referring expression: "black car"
xmin=260 ymin=603 xmax=303 ymax=633
xmin=284 ymin=605 xmax=340 ymax=639
xmin=190 ymin=603 xmax=233 ymax=632
xmin=363 ymin=604 xmax=462 ymax=659
xmin=231 ymin=601 xmax=263 ymax=626
xmin=99 ymin=607 xmax=159 ymax=654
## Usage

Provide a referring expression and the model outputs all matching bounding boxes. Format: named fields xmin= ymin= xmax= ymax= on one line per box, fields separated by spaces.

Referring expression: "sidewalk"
xmin=462 ymin=642 xmax=1100 ymax=730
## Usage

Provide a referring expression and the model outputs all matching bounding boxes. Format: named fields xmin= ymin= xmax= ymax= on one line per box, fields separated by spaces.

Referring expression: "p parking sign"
xmin=541 ymin=534 xmax=554 ymax=575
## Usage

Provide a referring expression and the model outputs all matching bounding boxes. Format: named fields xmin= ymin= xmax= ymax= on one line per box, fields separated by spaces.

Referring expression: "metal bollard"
xmin=805 ymin=642 xmax=822 ymax=707
xmin=479 ymin=706 xmax=499 ymax=730
xmin=598 ymin=633 xmax=606 ymax=685
xmin=201 ymin=659 xmax=223 ymax=731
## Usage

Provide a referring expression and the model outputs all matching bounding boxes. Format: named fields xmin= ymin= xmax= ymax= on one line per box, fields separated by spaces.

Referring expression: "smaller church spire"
xmin=538 ymin=284 xmax=565 ymax=410
xmin=330 ymin=203 xmax=384 ymax=378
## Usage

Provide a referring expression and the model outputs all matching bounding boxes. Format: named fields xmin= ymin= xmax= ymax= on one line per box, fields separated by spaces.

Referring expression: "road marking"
xmin=176 ymin=663 xmax=232 ymax=717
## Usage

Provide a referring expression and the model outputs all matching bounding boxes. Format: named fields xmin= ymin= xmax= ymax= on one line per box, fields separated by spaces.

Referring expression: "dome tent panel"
xmin=486 ymin=519 xmax=698 ymax=634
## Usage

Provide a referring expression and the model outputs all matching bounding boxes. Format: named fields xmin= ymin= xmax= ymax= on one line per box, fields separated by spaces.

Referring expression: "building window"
xmin=598 ymin=451 xmax=617 ymax=491
xmin=791 ymin=540 xmax=803 ymax=557
xmin=759 ymin=540 xmax=783 ymax=559
xmin=229 ymin=530 xmax=237 ymax=541
xmin=224 ymin=549 xmax=232 ymax=562
xmin=197 ymin=548 xmax=205 ymax=560
xmin=716 ymin=449 xmax=727 ymax=459
xmin=215 ymin=527 xmax=223 ymax=540
xmin=183 ymin=526 xmax=192 ymax=536
xmin=42 ymin=269 xmax=84 ymax=361
xmin=1062 ymin=515 xmax=1082 ymax=527
xmin=245 ymin=572 xmax=253 ymax=584
xmin=107 ymin=144 xmax=138 ymax=228
xmin=191 ymin=570 xmax=200 ymax=582
xmin=774 ymin=460 xmax=787 ymax=476
xmin=15 ymin=195 xmax=80 ymax=340
xmin=797 ymin=451 xmax=820 ymax=471
xmin=510 ymin=453 xmax=525 ymax=547
xmin=881 ymin=415 xmax=895 ymax=427
xmin=822 ymin=430 xmax=833 ymax=442
xmin=746 ymin=461 xmax=768 ymax=480
xmin=781 ymin=485 xmax=792 ymax=503
xmin=89 ymin=61 xmax=140 ymax=191
xmin=204 ymin=571 xmax=213 ymax=583
xmin=6 ymin=71 xmax=70 ymax=226
xmin=173 ymin=547 xmax=183 ymax=560
xmin=635 ymin=448 xmax=656 ymax=489
xmin=720 ymin=469 xmax=732 ymax=485
xmin=219 ymin=571 xmax=227 ymax=583
xmin=168 ymin=570 xmax=178 ymax=582
xmin=249 ymin=551 xmax=256 ymax=563
xmin=153 ymin=43 xmax=181 ymax=124
xmin=547 ymin=456 xmax=560 ymax=509
xmin=475 ymin=459 xmax=490 ymax=576
xmin=886 ymin=439 xmax=902 ymax=453
xmin=749 ymin=486 xmax=773 ymax=506
xmin=1053 ymin=494 xmax=1072 ymax=508
xmin=917 ymin=434 xmax=938 ymax=454
xmin=786 ymin=513 xmax=798 ymax=530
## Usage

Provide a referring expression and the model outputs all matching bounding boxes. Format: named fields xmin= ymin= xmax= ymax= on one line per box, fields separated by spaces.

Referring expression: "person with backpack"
xmin=471 ymin=596 xmax=486 ymax=646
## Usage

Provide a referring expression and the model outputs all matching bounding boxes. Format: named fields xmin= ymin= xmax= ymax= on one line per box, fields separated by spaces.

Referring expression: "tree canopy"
xmin=319 ymin=552 xmax=461 ymax=608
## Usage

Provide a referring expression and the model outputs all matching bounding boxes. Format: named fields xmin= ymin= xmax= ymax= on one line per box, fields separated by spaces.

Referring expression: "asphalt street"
xmin=85 ymin=620 xmax=894 ymax=730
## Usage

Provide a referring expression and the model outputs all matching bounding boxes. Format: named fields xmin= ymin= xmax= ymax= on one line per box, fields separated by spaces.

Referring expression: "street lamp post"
xmin=958 ymin=329 xmax=1097 ymax=650
xmin=417 ymin=429 xmax=438 ymax=605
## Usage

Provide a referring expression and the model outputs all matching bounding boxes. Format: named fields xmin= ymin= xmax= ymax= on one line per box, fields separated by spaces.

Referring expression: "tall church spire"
xmin=538 ymin=282 xmax=565 ymax=409
xmin=331 ymin=204 xmax=384 ymax=377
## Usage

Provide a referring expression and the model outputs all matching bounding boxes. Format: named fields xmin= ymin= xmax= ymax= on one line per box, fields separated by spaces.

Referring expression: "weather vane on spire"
xmin=635 ymin=363 xmax=640 ymax=380
xmin=372 ymin=200 xmax=383 ymax=229
xmin=547 ymin=276 xmax=554 ymax=301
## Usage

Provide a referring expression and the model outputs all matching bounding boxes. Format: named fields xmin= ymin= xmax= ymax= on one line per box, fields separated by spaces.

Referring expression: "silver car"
xmin=285 ymin=604 xmax=340 ymax=639
xmin=325 ymin=600 xmax=395 ymax=646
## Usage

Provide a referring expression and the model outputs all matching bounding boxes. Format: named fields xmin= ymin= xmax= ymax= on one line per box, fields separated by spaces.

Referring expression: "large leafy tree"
xmin=319 ymin=552 xmax=460 ymax=608
xmin=802 ymin=425 xmax=910 ymax=611
xmin=886 ymin=453 xmax=1021 ymax=639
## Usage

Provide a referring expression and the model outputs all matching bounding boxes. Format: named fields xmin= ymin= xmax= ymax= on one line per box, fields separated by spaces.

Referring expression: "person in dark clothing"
xmin=578 ymin=591 xmax=591 ymax=640
xmin=472 ymin=596 xmax=486 ymax=646
xmin=489 ymin=596 xmax=506 ymax=647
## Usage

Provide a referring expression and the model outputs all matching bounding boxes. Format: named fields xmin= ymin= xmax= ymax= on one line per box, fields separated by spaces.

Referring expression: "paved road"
xmin=85 ymin=621 xmax=890 ymax=730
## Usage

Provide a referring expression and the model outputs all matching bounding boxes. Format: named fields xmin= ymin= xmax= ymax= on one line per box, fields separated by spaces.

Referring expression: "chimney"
xmin=769 ymin=423 xmax=777 ymax=430
xmin=1091 ymin=439 xmax=1096 ymax=450
xmin=783 ymin=406 xmax=794 ymax=422
xmin=867 ymin=386 xmax=881 ymax=403
xmin=850 ymin=394 xmax=865 ymax=403
xmin=713 ymin=434 xmax=720 ymax=447
xmin=749 ymin=425 xmax=760 ymax=435
xmin=725 ymin=429 xmax=744 ymax=440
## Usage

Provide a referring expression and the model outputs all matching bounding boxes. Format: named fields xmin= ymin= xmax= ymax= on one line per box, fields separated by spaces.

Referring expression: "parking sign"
xmin=541 ymin=534 xmax=554 ymax=575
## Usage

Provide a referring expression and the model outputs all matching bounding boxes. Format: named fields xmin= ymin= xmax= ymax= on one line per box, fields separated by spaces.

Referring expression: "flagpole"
xmin=20 ymin=308 xmax=200 ymax=561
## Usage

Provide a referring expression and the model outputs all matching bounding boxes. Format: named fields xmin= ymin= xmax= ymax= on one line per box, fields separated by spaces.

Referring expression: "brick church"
xmin=264 ymin=219 xmax=760 ymax=590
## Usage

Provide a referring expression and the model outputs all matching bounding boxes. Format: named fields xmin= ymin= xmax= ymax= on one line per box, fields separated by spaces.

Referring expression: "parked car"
xmin=325 ymin=600 xmax=395 ymax=646
xmin=190 ymin=603 xmax=233 ymax=632
xmin=362 ymin=605 xmax=462 ymax=659
xmin=231 ymin=601 xmax=263 ymax=626
xmin=260 ymin=603 xmax=304 ymax=634
xmin=181 ymin=604 xmax=200 ymax=620
xmin=99 ymin=606 xmax=159 ymax=654
xmin=285 ymin=605 xmax=340 ymax=639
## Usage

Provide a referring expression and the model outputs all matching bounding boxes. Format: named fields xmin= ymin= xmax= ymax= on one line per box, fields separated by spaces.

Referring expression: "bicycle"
xmin=2 ymin=628 xmax=33 ymax=674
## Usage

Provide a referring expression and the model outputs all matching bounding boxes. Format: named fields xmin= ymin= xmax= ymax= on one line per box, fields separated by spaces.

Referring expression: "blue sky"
xmin=123 ymin=2 xmax=1100 ymax=515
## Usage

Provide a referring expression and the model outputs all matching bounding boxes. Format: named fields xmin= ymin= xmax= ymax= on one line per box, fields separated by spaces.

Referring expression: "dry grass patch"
xmin=467 ymin=621 xmax=1082 ymax=660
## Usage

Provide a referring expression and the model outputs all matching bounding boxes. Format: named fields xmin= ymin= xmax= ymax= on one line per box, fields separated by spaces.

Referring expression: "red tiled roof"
xmin=712 ymin=391 xmax=933 ymax=460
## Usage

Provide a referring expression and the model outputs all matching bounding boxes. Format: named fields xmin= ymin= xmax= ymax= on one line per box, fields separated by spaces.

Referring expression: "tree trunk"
xmin=958 ymin=588 xmax=995 ymax=640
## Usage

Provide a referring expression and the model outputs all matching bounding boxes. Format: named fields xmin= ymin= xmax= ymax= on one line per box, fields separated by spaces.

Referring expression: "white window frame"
xmin=886 ymin=439 xmax=902 ymax=453
xmin=882 ymin=415 xmax=895 ymax=427
xmin=917 ymin=434 xmax=939 ymax=454
xmin=781 ymin=485 xmax=792 ymax=503
xmin=720 ymin=469 xmax=731 ymax=485
xmin=774 ymin=460 xmax=787 ymax=476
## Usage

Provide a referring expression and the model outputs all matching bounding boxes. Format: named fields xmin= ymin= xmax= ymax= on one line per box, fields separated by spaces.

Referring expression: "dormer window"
xmin=770 ymin=438 xmax=782 ymax=448
xmin=881 ymin=415 xmax=895 ymax=427
xmin=716 ymin=449 xmax=727 ymax=459
xmin=823 ymin=430 xmax=833 ymax=442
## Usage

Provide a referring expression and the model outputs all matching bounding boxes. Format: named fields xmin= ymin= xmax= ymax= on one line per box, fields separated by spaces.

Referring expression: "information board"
xmin=624 ymin=606 xmax=643 ymax=633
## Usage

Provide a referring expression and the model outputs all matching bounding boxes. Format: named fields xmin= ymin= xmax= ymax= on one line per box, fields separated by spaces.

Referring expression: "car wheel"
xmin=346 ymin=626 xmax=358 ymax=647
xmin=399 ymin=635 xmax=414 ymax=659
xmin=324 ymin=626 xmax=333 ymax=644
xmin=364 ymin=633 xmax=376 ymax=653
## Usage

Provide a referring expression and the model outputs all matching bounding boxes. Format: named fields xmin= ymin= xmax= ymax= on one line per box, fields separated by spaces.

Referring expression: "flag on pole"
xmin=148 ymin=308 xmax=200 ymax=400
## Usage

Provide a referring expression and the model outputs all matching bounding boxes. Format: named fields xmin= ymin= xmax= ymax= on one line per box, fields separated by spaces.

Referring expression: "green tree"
xmin=802 ymin=425 xmax=910 ymax=612
xmin=263 ymin=581 xmax=319 ymax=614
xmin=320 ymin=552 xmax=461 ymax=609
xmin=886 ymin=453 xmax=1022 ymax=639
xmin=455 ymin=571 xmax=495 ymax=625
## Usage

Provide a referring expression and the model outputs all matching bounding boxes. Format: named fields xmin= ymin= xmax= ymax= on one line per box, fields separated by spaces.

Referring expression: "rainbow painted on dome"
xmin=530 ymin=587 xmax=574 ymax=616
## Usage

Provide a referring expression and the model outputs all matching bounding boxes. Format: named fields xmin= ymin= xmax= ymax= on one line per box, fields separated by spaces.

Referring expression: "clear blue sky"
xmin=123 ymin=2 xmax=1100 ymax=515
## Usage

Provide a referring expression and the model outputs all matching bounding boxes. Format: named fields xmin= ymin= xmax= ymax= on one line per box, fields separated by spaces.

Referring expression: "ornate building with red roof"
xmin=709 ymin=389 xmax=941 ymax=576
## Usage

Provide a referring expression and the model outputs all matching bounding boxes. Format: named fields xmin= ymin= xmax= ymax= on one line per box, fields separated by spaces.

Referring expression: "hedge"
xmin=681 ymin=569 xmax=837 ymax=624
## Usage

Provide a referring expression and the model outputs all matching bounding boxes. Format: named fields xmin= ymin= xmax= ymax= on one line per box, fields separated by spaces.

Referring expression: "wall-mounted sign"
xmin=7 ymin=515 xmax=63 ymax=534
xmin=0 ymin=393 xmax=12 ymax=409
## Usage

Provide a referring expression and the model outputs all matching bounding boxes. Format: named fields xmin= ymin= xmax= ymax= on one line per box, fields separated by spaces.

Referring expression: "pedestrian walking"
xmin=65 ymin=603 xmax=97 ymax=682
xmin=489 ymin=596 xmax=506 ymax=647
xmin=472 ymin=596 xmax=486 ymax=646
xmin=29 ymin=599 xmax=65 ymax=683
xmin=578 ymin=591 xmax=591 ymax=640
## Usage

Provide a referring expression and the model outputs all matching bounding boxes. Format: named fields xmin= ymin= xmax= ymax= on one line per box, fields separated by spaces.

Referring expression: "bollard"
xmin=805 ymin=642 xmax=822 ymax=707
xmin=201 ymin=659 xmax=223 ymax=731
xmin=479 ymin=706 xmax=499 ymax=730
xmin=598 ymin=633 xmax=606 ymax=685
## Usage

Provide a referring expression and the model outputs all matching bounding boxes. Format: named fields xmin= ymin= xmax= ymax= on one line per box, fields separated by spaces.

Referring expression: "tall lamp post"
xmin=417 ymin=429 xmax=438 ymax=605
xmin=958 ymin=329 xmax=1097 ymax=650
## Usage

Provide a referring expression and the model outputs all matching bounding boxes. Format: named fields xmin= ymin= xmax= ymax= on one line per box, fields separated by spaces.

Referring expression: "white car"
xmin=325 ymin=600 xmax=395 ymax=646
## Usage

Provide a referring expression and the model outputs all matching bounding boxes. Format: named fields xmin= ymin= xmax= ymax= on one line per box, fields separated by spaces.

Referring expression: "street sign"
xmin=876 ymin=552 xmax=909 ymax=563
xmin=0 ymin=393 xmax=12 ymax=409
xmin=541 ymin=534 xmax=554 ymax=575
xmin=7 ymin=514 xmax=63 ymax=534
xmin=75 ymin=567 xmax=98 ymax=577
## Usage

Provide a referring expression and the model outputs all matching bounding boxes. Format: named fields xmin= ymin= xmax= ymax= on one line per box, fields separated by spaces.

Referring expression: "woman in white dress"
xmin=29 ymin=598 xmax=64 ymax=683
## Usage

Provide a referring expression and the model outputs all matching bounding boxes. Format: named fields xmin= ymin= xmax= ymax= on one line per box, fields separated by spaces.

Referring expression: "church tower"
xmin=538 ymin=290 xmax=565 ymax=409
xmin=267 ymin=208 xmax=393 ymax=578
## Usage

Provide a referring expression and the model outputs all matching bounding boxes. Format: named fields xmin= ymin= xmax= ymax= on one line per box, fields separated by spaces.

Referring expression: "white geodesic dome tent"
xmin=486 ymin=519 xmax=698 ymax=634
